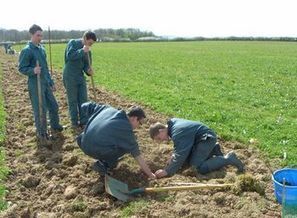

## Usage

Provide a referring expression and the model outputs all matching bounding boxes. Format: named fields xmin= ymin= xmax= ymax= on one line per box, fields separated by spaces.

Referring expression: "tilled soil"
xmin=0 ymin=52 xmax=281 ymax=217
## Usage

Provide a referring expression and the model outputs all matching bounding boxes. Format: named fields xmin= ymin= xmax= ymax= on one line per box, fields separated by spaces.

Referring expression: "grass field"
xmin=0 ymin=64 xmax=8 ymax=210
xmin=48 ymin=41 xmax=297 ymax=165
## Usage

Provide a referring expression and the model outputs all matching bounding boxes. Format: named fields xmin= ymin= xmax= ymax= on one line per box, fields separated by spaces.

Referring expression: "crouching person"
xmin=149 ymin=118 xmax=244 ymax=178
xmin=77 ymin=101 xmax=156 ymax=179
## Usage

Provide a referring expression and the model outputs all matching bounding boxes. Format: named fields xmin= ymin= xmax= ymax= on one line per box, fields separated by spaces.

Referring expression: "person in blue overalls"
xmin=18 ymin=24 xmax=63 ymax=145
xmin=77 ymin=101 xmax=156 ymax=179
xmin=149 ymin=118 xmax=244 ymax=178
xmin=63 ymin=31 xmax=97 ymax=128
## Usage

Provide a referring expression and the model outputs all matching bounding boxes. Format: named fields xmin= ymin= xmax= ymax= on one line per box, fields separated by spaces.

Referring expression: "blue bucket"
xmin=272 ymin=168 xmax=297 ymax=205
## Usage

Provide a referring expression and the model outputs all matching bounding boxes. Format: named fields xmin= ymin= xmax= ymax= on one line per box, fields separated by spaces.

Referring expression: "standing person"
xmin=77 ymin=101 xmax=156 ymax=179
xmin=63 ymin=31 xmax=97 ymax=128
xmin=3 ymin=43 xmax=9 ymax=54
xmin=149 ymin=118 xmax=244 ymax=178
xmin=18 ymin=24 xmax=63 ymax=145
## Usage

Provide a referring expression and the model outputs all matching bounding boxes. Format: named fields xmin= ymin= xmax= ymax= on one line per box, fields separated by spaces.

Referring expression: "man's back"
xmin=80 ymin=102 xmax=140 ymax=158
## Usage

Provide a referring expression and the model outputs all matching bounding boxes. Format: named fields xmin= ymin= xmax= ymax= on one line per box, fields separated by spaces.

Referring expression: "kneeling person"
xmin=149 ymin=118 xmax=244 ymax=178
xmin=78 ymin=102 xmax=156 ymax=179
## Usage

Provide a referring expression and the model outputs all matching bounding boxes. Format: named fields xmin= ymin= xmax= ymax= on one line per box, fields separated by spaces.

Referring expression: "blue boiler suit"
xmin=165 ymin=118 xmax=234 ymax=175
xmin=77 ymin=102 xmax=141 ymax=169
xmin=18 ymin=42 xmax=61 ymax=137
xmin=63 ymin=39 xmax=91 ymax=126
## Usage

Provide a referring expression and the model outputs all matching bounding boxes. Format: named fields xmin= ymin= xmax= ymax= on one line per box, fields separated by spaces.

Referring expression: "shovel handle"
xmin=90 ymin=73 xmax=96 ymax=99
xmin=143 ymin=183 xmax=233 ymax=193
xmin=36 ymin=61 xmax=43 ymax=126
xmin=48 ymin=26 xmax=53 ymax=77
xmin=128 ymin=183 xmax=233 ymax=195
xmin=86 ymin=51 xmax=97 ymax=101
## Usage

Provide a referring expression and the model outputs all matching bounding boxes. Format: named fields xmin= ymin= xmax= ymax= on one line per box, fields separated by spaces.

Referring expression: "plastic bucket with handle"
xmin=272 ymin=168 xmax=297 ymax=205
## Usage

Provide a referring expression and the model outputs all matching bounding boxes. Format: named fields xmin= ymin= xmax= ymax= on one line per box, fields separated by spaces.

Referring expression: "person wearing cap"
xmin=63 ymin=31 xmax=97 ymax=128
xmin=18 ymin=24 xmax=63 ymax=145
xmin=77 ymin=101 xmax=156 ymax=179
xmin=149 ymin=118 xmax=244 ymax=178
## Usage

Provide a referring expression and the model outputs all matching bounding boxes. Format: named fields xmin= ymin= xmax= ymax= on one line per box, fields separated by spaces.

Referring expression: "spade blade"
xmin=105 ymin=174 xmax=131 ymax=202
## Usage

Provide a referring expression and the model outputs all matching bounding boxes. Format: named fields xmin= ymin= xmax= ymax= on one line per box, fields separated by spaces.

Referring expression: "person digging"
xmin=77 ymin=101 xmax=156 ymax=179
xmin=149 ymin=118 xmax=245 ymax=178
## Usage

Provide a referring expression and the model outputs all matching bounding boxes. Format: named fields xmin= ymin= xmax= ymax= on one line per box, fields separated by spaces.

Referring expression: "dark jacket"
xmin=165 ymin=118 xmax=216 ymax=175
xmin=79 ymin=102 xmax=141 ymax=161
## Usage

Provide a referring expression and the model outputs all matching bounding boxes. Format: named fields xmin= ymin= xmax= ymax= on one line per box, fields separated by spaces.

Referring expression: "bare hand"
xmin=34 ymin=66 xmax=41 ymax=75
xmin=155 ymin=169 xmax=168 ymax=178
xmin=87 ymin=67 xmax=93 ymax=76
xmin=83 ymin=45 xmax=90 ymax=53
xmin=148 ymin=173 xmax=157 ymax=180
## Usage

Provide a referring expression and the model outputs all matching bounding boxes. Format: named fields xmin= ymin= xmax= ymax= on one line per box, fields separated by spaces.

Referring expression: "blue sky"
xmin=1 ymin=0 xmax=296 ymax=37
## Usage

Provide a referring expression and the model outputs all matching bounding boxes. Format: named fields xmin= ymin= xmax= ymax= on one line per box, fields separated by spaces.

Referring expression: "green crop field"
xmin=0 ymin=64 xmax=8 ymax=210
xmin=48 ymin=41 xmax=297 ymax=166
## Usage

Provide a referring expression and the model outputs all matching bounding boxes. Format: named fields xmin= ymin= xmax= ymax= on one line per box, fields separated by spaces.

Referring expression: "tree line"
xmin=0 ymin=28 xmax=155 ymax=42
xmin=174 ymin=36 xmax=297 ymax=42
xmin=1 ymin=27 xmax=297 ymax=42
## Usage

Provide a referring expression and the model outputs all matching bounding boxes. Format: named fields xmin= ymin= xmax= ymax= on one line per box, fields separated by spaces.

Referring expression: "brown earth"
xmin=0 ymin=51 xmax=281 ymax=217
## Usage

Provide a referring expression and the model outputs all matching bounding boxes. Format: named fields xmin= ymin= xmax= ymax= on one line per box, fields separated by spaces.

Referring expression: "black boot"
xmin=225 ymin=151 xmax=244 ymax=172
xmin=37 ymin=133 xmax=52 ymax=149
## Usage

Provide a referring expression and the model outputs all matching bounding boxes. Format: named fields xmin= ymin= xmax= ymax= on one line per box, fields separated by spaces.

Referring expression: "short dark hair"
xmin=127 ymin=106 xmax=146 ymax=120
xmin=83 ymin=31 xmax=97 ymax=41
xmin=149 ymin=122 xmax=166 ymax=139
xmin=29 ymin=24 xmax=43 ymax=35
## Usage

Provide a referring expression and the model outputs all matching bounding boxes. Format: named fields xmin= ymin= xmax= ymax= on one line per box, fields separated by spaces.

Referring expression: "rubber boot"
xmin=225 ymin=151 xmax=245 ymax=172
xmin=37 ymin=134 xmax=52 ymax=149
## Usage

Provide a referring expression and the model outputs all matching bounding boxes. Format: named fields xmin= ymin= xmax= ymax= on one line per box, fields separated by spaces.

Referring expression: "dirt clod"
xmin=64 ymin=185 xmax=78 ymax=199
xmin=22 ymin=176 xmax=40 ymax=188
xmin=63 ymin=155 xmax=78 ymax=167
xmin=35 ymin=212 xmax=57 ymax=218
xmin=20 ymin=207 xmax=31 ymax=218
xmin=90 ymin=182 xmax=105 ymax=196
xmin=232 ymin=174 xmax=265 ymax=196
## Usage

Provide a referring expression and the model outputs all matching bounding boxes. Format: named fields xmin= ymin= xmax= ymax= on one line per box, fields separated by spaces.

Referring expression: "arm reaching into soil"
xmin=153 ymin=154 xmax=173 ymax=178
xmin=164 ymin=141 xmax=192 ymax=176
xmin=155 ymin=169 xmax=168 ymax=178
xmin=135 ymin=155 xmax=156 ymax=179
